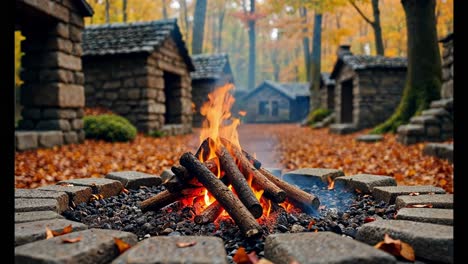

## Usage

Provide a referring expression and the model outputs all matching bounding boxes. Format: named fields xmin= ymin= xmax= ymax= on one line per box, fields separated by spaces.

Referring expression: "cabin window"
xmin=271 ymin=101 xmax=279 ymax=116
xmin=259 ymin=101 xmax=268 ymax=115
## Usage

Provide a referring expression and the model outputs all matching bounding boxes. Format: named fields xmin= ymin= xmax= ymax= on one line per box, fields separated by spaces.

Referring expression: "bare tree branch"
xmin=349 ymin=0 xmax=374 ymax=26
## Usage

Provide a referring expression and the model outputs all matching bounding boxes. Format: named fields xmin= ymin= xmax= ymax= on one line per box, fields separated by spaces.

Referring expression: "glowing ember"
xmin=327 ymin=176 xmax=335 ymax=190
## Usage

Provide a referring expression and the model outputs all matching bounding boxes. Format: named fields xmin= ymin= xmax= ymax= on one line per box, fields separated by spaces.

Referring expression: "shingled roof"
xmin=191 ymin=53 xmax=232 ymax=80
xmin=82 ymin=19 xmax=194 ymax=71
xmin=243 ymin=81 xmax=310 ymax=100
xmin=320 ymin=73 xmax=335 ymax=87
xmin=331 ymin=54 xmax=407 ymax=79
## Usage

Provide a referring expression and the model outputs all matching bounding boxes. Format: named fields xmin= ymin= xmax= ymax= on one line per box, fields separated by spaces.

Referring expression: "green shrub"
xmin=83 ymin=114 xmax=137 ymax=142
xmin=307 ymin=108 xmax=332 ymax=125
xmin=149 ymin=130 xmax=166 ymax=138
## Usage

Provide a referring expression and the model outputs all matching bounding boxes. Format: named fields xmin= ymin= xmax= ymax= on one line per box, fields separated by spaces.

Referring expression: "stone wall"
xmin=334 ymin=65 xmax=406 ymax=129
xmin=441 ymin=36 xmax=453 ymax=99
xmin=16 ymin=0 xmax=88 ymax=150
xmin=245 ymin=86 xmax=291 ymax=123
xmin=319 ymin=85 xmax=335 ymax=111
xmin=192 ymin=80 xmax=215 ymax=127
xmin=84 ymin=38 xmax=192 ymax=134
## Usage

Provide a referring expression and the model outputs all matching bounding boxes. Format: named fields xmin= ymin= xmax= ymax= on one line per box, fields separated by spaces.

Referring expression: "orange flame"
xmin=327 ymin=176 xmax=335 ymax=190
xmin=266 ymin=199 xmax=272 ymax=217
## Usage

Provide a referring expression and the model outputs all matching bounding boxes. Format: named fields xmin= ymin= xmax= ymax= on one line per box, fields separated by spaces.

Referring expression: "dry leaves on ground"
xmin=45 ymin=225 xmax=73 ymax=239
xmin=15 ymin=124 xmax=453 ymax=193
xmin=374 ymin=233 xmax=415 ymax=261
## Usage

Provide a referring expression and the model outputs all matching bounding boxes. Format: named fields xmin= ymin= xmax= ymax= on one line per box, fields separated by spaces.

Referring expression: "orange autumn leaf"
xmin=114 ymin=237 xmax=132 ymax=254
xmin=176 ymin=241 xmax=197 ymax=248
xmin=407 ymin=204 xmax=433 ymax=208
xmin=307 ymin=220 xmax=316 ymax=230
xmin=374 ymin=234 xmax=415 ymax=261
xmin=45 ymin=227 xmax=54 ymax=239
xmin=61 ymin=236 xmax=82 ymax=243
xmin=46 ymin=225 xmax=73 ymax=239
xmin=233 ymin=247 xmax=252 ymax=264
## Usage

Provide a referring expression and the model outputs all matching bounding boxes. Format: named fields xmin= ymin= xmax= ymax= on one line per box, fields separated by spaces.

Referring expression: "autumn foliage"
xmin=15 ymin=124 xmax=452 ymax=193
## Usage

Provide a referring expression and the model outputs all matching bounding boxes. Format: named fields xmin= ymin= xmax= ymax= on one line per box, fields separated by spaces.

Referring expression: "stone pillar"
xmin=18 ymin=16 xmax=86 ymax=144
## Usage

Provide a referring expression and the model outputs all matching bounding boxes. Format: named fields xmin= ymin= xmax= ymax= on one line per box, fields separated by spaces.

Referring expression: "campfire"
xmin=139 ymin=84 xmax=320 ymax=238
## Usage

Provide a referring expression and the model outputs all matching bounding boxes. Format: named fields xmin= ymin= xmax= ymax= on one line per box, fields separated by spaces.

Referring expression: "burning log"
xmin=180 ymin=152 xmax=262 ymax=238
xmin=259 ymin=168 xmax=320 ymax=211
xmin=194 ymin=201 xmax=224 ymax=224
xmin=220 ymin=138 xmax=261 ymax=169
xmin=139 ymin=188 xmax=204 ymax=212
xmin=166 ymin=159 xmax=219 ymax=193
xmin=216 ymin=145 xmax=263 ymax=219
xmin=227 ymin=145 xmax=286 ymax=203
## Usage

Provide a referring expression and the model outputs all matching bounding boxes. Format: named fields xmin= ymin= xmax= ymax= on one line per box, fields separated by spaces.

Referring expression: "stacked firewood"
xmin=139 ymin=138 xmax=320 ymax=238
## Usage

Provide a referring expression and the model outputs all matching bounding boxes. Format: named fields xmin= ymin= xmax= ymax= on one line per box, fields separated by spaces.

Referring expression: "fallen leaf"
xmin=374 ymin=234 xmax=415 ymax=261
xmin=61 ymin=236 xmax=82 ymax=243
xmin=114 ymin=237 xmax=132 ymax=254
xmin=176 ymin=241 xmax=197 ymax=248
xmin=407 ymin=204 xmax=433 ymax=208
xmin=307 ymin=220 xmax=316 ymax=230
xmin=45 ymin=227 xmax=54 ymax=239
xmin=409 ymin=192 xmax=420 ymax=196
xmin=122 ymin=188 xmax=129 ymax=194
xmin=364 ymin=217 xmax=376 ymax=223
xmin=233 ymin=247 xmax=251 ymax=264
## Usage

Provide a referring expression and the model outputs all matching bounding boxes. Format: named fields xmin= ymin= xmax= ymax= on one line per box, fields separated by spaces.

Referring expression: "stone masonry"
xmin=15 ymin=0 xmax=93 ymax=150
xmin=83 ymin=19 xmax=194 ymax=135
xmin=440 ymin=33 xmax=453 ymax=99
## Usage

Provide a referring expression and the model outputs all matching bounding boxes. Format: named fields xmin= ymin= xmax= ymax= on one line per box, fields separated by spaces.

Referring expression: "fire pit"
xmin=62 ymin=84 xmax=398 ymax=261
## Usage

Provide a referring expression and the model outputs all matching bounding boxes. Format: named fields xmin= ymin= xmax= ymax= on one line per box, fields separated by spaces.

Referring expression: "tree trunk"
xmin=192 ymin=0 xmax=208 ymax=54
xmin=309 ymin=13 xmax=322 ymax=112
xmin=299 ymin=7 xmax=311 ymax=82
xmin=247 ymin=0 xmax=256 ymax=90
xmin=122 ymin=0 xmax=127 ymax=22
xmin=217 ymin=6 xmax=226 ymax=52
xmin=162 ymin=0 xmax=168 ymax=19
xmin=105 ymin=0 xmax=110 ymax=23
xmin=179 ymin=0 xmax=190 ymax=42
xmin=372 ymin=0 xmax=384 ymax=55
xmin=372 ymin=0 xmax=441 ymax=133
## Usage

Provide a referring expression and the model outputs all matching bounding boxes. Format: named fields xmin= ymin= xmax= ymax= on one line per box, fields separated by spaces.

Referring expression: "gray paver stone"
xmin=112 ymin=236 xmax=228 ymax=264
xmin=15 ymin=219 xmax=87 ymax=246
xmin=38 ymin=185 xmax=93 ymax=205
xmin=396 ymin=208 xmax=453 ymax=225
xmin=372 ymin=186 xmax=446 ymax=204
xmin=335 ymin=174 xmax=396 ymax=193
xmin=282 ymin=168 xmax=345 ymax=187
xmin=57 ymin=178 xmax=123 ymax=198
xmin=355 ymin=134 xmax=383 ymax=142
xmin=265 ymin=232 xmax=396 ymax=264
xmin=15 ymin=211 xmax=64 ymax=224
xmin=395 ymin=194 xmax=453 ymax=209
xmin=105 ymin=171 xmax=162 ymax=189
xmin=15 ymin=228 xmax=137 ymax=264
xmin=15 ymin=189 xmax=69 ymax=213
xmin=356 ymin=220 xmax=453 ymax=263
xmin=15 ymin=198 xmax=60 ymax=213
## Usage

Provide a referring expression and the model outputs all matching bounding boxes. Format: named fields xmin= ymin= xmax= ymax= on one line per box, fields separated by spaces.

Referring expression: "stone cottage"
xmin=191 ymin=53 xmax=234 ymax=127
xmin=242 ymin=81 xmax=310 ymax=123
xmin=319 ymin=73 xmax=336 ymax=111
xmin=82 ymin=19 xmax=194 ymax=135
xmin=329 ymin=45 xmax=407 ymax=132
xmin=15 ymin=0 xmax=93 ymax=151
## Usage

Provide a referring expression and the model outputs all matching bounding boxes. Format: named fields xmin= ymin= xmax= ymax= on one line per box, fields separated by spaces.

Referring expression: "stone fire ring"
xmin=14 ymin=169 xmax=453 ymax=264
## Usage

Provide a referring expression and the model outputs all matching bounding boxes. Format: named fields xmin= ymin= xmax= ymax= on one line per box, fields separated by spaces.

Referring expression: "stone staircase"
xmin=397 ymin=98 xmax=453 ymax=145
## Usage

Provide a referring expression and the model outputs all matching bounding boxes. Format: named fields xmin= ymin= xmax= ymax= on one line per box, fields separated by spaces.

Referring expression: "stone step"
xmin=329 ymin=123 xmax=358 ymax=135
xmin=396 ymin=208 xmax=453 ymax=225
xmin=15 ymin=229 xmax=137 ymax=264
xmin=37 ymin=185 xmax=93 ymax=206
xmin=422 ymin=143 xmax=453 ymax=163
xmin=282 ymin=168 xmax=345 ymax=187
xmin=397 ymin=124 xmax=424 ymax=136
xmin=355 ymin=134 xmax=383 ymax=143
xmin=15 ymin=219 xmax=87 ymax=246
xmin=15 ymin=189 xmax=69 ymax=213
xmin=372 ymin=185 xmax=446 ymax=204
xmin=15 ymin=211 xmax=64 ymax=224
xmin=395 ymin=194 xmax=453 ymax=209
xmin=334 ymin=174 xmax=396 ymax=193
xmin=15 ymin=198 xmax=62 ymax=213
xmin=430 ymin=98 xmax=453 ymax=110
xmin=105 ymin=171 xmax=162 ymax=189
xmin=111 ymin=236 xmax=228 ymax=264
xmin=356 ymin=220 xmax=453 ymax=263
xmin=57 ymin=178 xmax=123 ymax=198
xmin=421 ymin=108 xmax=450 ymax=118
xmin=409 ymin=115 xmax=439 ymax=125
xmin=265 ymin=232 xmax=396 ymax=264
